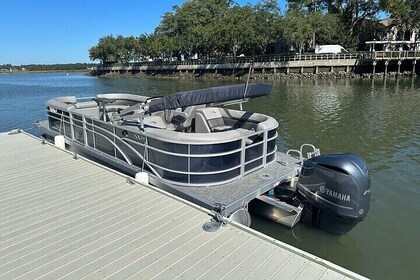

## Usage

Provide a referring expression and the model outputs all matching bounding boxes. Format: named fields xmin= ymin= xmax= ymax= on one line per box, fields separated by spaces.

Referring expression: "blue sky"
xmin=0 ymin=0 xmax=287 ymax=65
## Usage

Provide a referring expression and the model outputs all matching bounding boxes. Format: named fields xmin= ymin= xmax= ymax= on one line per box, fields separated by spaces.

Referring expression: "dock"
xmin=95 ymin=51 xmax=420 ymax=76
xmin=0 ymin=131 xmax=367 ymax=279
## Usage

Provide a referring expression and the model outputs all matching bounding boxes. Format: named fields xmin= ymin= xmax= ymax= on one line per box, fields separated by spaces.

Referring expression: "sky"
xmin=0 ymin=0 xmax=287 ymax=65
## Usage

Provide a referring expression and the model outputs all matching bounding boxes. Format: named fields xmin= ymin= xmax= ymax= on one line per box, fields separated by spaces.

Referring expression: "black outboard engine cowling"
xmin=297 ymin=153 xmax=371 ymax=234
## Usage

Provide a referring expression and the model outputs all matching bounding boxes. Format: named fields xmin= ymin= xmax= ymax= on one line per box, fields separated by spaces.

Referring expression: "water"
xmin=1 ymin=72 xmax=419 ymax=279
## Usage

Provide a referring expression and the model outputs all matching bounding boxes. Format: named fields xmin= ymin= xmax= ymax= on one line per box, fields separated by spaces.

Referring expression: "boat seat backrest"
xmin=195 ymin=108 xmax=232 ymax=133
xmin=183 ymin=105 xmax=203 ymax=128
xmin=195 ymin=112 xmax=210 ymax=133
xmin=164 ymin=109 xmax=174 ymax=123
xmin=55 ymin=96 xmax=77 ymax=104
xmin=74 ymin=101 xmax=98 ymax=109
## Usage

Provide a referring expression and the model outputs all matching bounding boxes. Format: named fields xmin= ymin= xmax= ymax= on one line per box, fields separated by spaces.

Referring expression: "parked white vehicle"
xmin=315 ymin=44 xmax=348 ymax=54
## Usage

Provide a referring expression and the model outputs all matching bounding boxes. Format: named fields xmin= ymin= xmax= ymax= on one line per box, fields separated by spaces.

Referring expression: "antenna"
xmin=244 ymin=60 xmax=254 ymax=97
xmin=242 ymin=60 xmax=254 ymax=110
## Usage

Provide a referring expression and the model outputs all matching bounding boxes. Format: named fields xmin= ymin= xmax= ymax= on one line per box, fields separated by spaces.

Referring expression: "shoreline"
xmin=89 ymin=70 xmax=417 ymax=80
xmin=0 ymin=70 xmax=89 ymax=75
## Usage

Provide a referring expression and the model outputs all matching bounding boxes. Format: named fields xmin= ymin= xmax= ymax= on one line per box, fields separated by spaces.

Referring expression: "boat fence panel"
xmin=46 ymin=104 xmax=278 ymax=187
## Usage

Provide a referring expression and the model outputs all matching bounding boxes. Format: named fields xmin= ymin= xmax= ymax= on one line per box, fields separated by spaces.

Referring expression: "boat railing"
xmin=46 ymin=104 xmax=278 ymax=186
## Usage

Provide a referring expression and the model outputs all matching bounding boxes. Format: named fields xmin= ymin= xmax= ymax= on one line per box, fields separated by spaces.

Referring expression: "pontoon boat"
xmin=37 ymin=83 xmax=371 ymax=234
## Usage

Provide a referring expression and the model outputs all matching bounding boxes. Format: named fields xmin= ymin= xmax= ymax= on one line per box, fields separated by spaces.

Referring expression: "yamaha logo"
xmin=319 ymin=185 xmax=350 ymax=202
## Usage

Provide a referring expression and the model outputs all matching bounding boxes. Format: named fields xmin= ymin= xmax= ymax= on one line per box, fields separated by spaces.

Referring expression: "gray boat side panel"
xmin=0 ymin=132 xmax=365 ymax=280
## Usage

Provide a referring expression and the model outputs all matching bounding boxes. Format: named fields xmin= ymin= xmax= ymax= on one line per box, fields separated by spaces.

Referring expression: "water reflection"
xmin=0 ymin=73 xmax=419 ymax=280
xmin=251 ymin=77 xmax=420 ymax=280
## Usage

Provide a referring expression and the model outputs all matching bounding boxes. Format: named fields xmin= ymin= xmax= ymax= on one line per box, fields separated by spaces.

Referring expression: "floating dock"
xmin=0 ymin=131 xmax=367 ymax=279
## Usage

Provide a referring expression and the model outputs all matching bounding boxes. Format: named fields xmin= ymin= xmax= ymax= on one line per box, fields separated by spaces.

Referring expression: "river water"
xmin=0 ymin=72 xmax=419 ymax=279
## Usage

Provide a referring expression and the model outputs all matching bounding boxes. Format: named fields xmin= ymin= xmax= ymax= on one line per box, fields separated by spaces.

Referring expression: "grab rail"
xmin=47 ymin=110 xmax=161 ymax=177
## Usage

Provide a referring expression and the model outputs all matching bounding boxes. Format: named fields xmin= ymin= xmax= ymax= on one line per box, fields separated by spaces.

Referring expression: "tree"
xmin=135 ymin=34 xmax=153 ymax=60
xmin=89 ymin=0 xmax=402 ymax=62
xmin=155 ymin=0 xmax=232 ymax=59
xmin=282 ymin=10 xmax=313 ymax=53
xmin=308 ymin=11 xmax=342 ymax=48
xmin=252 ymin=0 xmax=282 ymax=54
xmin=89 ymin=35 xmax=118 ymax=63
xmin=219 ymin=5 xmax=256 ymax=56
xmin=382 ymin=0 xmax=420 ymax=39
xmin=287 ymin=0 xmax=383 ymax=48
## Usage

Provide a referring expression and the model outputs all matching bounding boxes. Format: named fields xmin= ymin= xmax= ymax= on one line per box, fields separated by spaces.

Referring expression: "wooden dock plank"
xmin=0 ymin=192 xmax=161 ymax=264
xmin=295 ymin=261 xmax=328 ymax=280
xmin=245 ymin=249 xmax=294 ymax=279
xmin=173 ymin=233 xmax=252 ymax=279
xmin=126 ymin=228 xmax=223 ymax=279
xmin=271 ymin=254 xmax=310 ymax=279
xmin=319 ymin=270 xmax=347 ymax=280
xmin=149 ymin=227 xmax=238 ymax=280
xmin=0 ymin=132 xmax=367 ymax=280
xmin=37 ymin=209 xmax=199 ymax=280
xmin=198 ymin=237 xmax=264 ymax=280
xmin=220 ymin=242 xmax=279 ymax=280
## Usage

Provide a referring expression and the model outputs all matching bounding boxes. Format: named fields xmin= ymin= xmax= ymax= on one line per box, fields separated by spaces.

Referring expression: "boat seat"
xmin=195 ymin=108 xmax=233 ymax=133
xmin=74 ymin=101 xmax=98 ymax=109
xmin=143 ymin=115 xmax=167 ymax=129
xmin=57 ymin=96 xmax=77 ymax=104
xmin=169 ymin=105 xmax=204 ymax=132
xmin=70 ymin=101 xmax=100 ymax=119
xmin=183 ymin=105 xmax=203 ymax=129
xmin=170 ymin=111 xmax=188 ymax=131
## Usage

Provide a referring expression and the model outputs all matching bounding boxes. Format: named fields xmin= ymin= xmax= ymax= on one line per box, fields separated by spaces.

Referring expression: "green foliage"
xmin=88 ymin=0 xmax=417 ymax=62
xmin=252 ymin=0 xmax=282 ymax=54
xmin=89 ymin=35 xmax=118 ymax=63
xmin=282 ymin=10 xmax=313 ymax=53
xmin=382 ymin=0 xmax=420 ymax=31
xmin=286 ymin=0 xmax=386 ymax=48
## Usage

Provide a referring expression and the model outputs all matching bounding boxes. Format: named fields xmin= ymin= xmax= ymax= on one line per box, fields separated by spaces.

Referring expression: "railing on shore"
xmin=101 ymin=53 xmax=362 ymax=68
xmin=98 ymin=51 xmax=419 ymax=69
xmin=95 ymin=51 xmax=419 ymax=76
xmin=371 ymin=50 xmax=419 ymax=60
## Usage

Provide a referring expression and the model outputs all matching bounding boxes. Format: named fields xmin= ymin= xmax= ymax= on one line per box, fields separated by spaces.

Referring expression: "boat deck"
xmin=0 ymin=131 xmax=367 ymax=279
xmin=164 ymin=154 xmax=300 ymax=214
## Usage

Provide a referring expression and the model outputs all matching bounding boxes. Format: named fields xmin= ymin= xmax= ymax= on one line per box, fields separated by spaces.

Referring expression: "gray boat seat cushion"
xmin=170 ymin=111 xmax=187 ymax=127
xmin=74 ymin=101 xmax=98 ymax=109
xmin=56 ymin=96 xmax=77 ymax=104
xmin=183 ymin=105 xmax=204 ymax=128
xmin=166 ymin=106 xmax=203 ymax=131
xmin=144 ymin=115 xmax=167 ymax=129
xmin=68 ymin=100 xmax=100 ymax=119
xmin=195 ymin=108 xmax=233 ymax=133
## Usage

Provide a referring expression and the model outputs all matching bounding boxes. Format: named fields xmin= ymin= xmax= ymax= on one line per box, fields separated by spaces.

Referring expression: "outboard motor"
xmin=297 ymin=153 xmax=371 ymax=234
